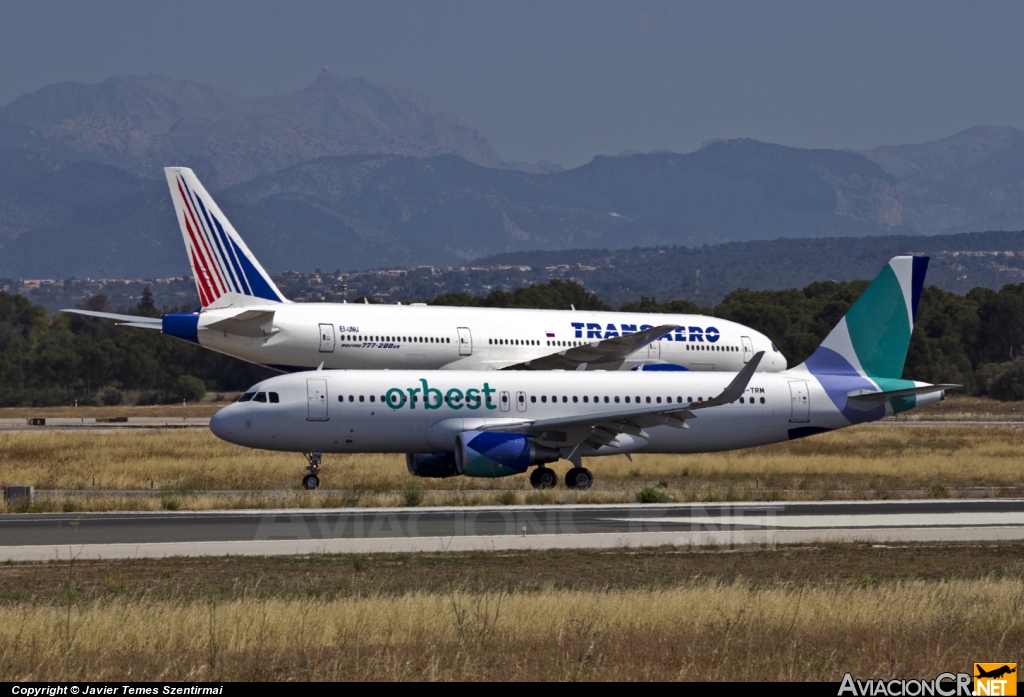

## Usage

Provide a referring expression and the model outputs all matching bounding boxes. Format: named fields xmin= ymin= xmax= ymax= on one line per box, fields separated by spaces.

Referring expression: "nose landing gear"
xmin=302 ymin=452 xmax=322 ymax=490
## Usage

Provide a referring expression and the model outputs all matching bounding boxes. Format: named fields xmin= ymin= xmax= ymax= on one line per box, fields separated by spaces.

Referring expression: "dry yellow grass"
xmin=1 ymin=422 xmax=1022 ymax=510
xmin=0 ymin=395 xmax=235 ymax=415
xmin=1 ymin=577 xmax=1019 ymax=680
xmin=628 ymin=422 xmax=1024 ymax=480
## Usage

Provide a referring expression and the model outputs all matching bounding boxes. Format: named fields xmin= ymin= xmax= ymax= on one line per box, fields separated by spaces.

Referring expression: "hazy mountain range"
xmin=1 ymin=72 xmax=1024 ymax=279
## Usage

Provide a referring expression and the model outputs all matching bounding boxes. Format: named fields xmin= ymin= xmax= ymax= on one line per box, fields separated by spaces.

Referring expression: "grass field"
xmin=0 ymin=544 xmax=1020 ymax=680
xmin=1 ymin=419 xmax=1022 ymax=511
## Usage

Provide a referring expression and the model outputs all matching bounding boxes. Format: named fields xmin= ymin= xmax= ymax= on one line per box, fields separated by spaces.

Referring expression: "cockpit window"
xmin=269 ymin=392 xmax=279 ymax=403
xmin=771 ymin=343 xmax=779 ymax=352
xmin=253 ymin=392 xmax=267 ymax=403
xmin=238 ymin=392 xmax=256 ymax=402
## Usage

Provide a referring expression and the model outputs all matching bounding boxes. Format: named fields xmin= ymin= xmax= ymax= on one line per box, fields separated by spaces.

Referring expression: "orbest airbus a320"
xmin=212 ymin=256 xmax=956 ymax=490
xmin=64 ymin=167 xmax=785 ymax=374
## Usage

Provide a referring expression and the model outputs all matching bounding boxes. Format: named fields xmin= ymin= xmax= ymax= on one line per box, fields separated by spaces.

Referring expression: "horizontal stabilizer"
xmin=61 ymin=309 xmax=161 ymax=326
xmin=204 ymin=309 xmax=276 ymax=338
xmin=118 ymin=322 xmax=164 ymax=330
xmin=505 ymin=324 xmax=680 ymax=371
xmin=846 ymin=384 xmax=960 ymax=408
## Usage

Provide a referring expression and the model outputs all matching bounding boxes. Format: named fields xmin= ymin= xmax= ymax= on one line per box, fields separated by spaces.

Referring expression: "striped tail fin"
xmin=165 ymin=167 xmax=287 ymax=309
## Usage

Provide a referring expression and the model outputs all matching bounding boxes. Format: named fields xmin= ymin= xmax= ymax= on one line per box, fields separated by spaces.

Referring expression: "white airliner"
xmin=211 ymin=256 xmax=955 ymax=490
xmin=63 ymin=167 xmax=786 ymax=374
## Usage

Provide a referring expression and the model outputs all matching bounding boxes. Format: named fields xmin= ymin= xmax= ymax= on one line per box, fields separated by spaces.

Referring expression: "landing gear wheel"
xmin=530 ymin=467 xmax=558 ymax=489
xmin=565 ymin=467 xmax=593 ymax=490
xmin=302 ymin=451 xmax=322 ymax=490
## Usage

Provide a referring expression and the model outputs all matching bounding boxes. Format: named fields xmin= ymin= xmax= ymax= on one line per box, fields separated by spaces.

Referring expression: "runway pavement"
xmin=1 ymin=499 xmax=1022 ymax=560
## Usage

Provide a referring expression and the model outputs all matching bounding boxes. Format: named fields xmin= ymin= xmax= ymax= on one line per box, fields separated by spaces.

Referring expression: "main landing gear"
xmin=564 ymin=467 xmax=593 ymax=490
xmin=530 ymin=467 xmax=558 ymax=489
xmin=302 ymin=451 xmax=322 ymax=490
xmin=529 ymin=466 xmax=594 ymax=490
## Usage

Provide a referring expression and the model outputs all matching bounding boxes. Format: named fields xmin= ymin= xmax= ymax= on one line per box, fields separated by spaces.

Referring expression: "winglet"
xmin=699 ymin=351 xmax=764 ymax=408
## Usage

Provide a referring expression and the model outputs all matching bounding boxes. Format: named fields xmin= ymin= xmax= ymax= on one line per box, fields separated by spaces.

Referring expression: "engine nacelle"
xmin=405 ymin=452 xmax=460 ymax=478
xmin=454 ymin=431 xmax=560 ymax=478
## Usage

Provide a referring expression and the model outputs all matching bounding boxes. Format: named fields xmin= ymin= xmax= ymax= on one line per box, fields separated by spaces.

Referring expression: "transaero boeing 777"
xmin=63 ymin=167 xmax=785 ymax=374
xmin=211 ymin=256 xmax=956 ymax=490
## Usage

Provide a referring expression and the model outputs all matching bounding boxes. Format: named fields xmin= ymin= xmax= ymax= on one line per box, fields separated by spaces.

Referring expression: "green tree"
xmin=432 ymin=279 xmax=611 ymax=311
xmin=175 ymin=375 xmax=207 ymax=403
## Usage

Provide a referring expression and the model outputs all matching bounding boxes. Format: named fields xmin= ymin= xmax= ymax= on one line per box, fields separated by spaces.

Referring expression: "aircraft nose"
xmin=209 ymin=405 xmax=240 ymax=443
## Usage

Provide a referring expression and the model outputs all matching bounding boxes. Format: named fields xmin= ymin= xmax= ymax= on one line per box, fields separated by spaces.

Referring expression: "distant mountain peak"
xmin=0 ymin=72 xmax=504 ymax=186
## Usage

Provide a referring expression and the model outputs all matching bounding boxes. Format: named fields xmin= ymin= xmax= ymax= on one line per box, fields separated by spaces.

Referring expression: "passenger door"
xmin=458 ymin=327 xmax=473 ymax=356
xmin=307 ymin=379 xmax=329 ymax=421
xmin=789 ymin=380 xmax=810 ymax=422
xmin=647 ymin=336 xmax=661 ymax=360
xmin=319 ymin=324 xmax=335 ymax=353
xmin=741 ymin=336 xmax=753 ymax=364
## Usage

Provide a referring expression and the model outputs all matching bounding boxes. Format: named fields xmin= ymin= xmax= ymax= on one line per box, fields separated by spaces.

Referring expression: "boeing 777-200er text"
xmin=211 ymin=256 xmax=956 ymax=490
xmin=63 ymin=167 xmax=785 ymax=374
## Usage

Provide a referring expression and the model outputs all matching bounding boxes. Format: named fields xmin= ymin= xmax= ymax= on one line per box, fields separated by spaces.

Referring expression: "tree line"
xmin=3 ymin=278 xmax=1024 ymax=407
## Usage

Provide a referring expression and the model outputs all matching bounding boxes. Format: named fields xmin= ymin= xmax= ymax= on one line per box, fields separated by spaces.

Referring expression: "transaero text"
xmin=571 ymin=322 xmax=721 ymax=342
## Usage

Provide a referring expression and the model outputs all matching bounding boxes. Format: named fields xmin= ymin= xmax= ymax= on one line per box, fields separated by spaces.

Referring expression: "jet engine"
xmin=405 ymin=452 xmax=460 ymax=478
xmin=454 ymin=430 xmax=560 ymax=478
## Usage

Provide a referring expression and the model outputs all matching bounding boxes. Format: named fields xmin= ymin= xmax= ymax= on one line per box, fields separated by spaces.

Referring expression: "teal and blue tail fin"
xmin=801 ymin=256 xmax=929 ymax=420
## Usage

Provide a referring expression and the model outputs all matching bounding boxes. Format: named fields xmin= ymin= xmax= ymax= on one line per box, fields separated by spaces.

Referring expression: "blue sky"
xmin=2 ymin=0 xmax=1024 ymax=166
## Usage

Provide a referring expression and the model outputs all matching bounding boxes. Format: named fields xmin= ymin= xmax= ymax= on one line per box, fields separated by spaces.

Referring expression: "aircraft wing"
xmin=60 ymin=309 xmax=161 ymax=328
xmin=503 ymin=324 xmax=680 ymax=371
xmin=485 ymin=352 xmax=764 ymax=447
xmin=204 ymin=309 xmax=277 ymax=338
xmin=846 ymin=383 xmax=960 ymax=409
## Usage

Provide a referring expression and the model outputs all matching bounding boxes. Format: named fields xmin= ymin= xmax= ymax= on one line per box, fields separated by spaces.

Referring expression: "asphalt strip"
xmin=3 ymin=525 xmax=1024 ymax=562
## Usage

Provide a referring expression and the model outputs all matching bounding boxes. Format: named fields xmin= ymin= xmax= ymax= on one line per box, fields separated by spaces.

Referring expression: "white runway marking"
xmin=600 ymin=512 xmax=1024 ymax=528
